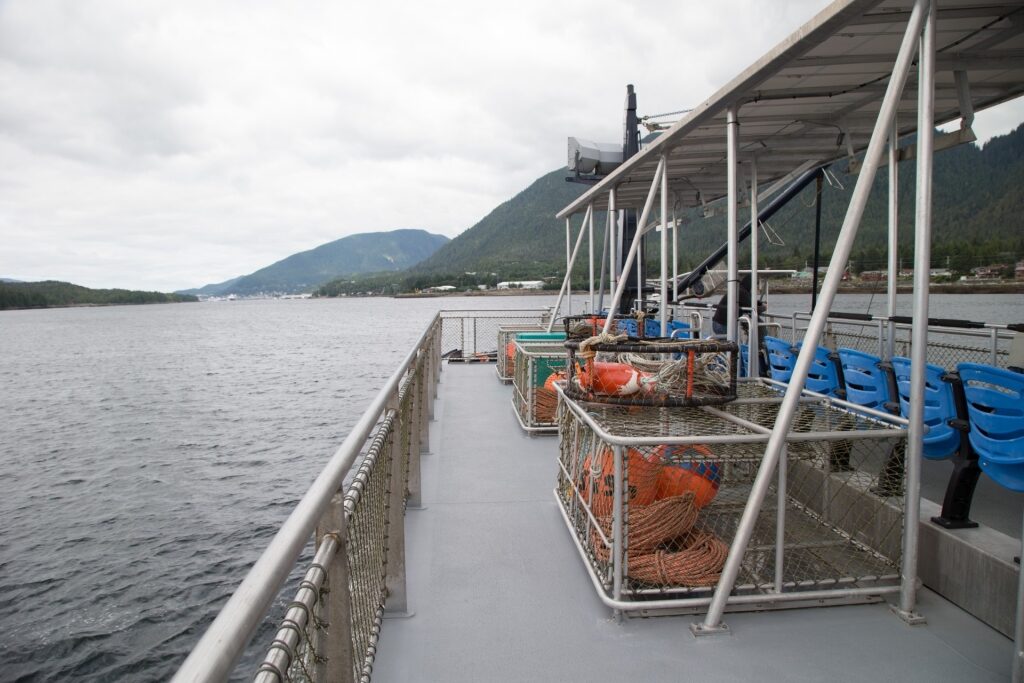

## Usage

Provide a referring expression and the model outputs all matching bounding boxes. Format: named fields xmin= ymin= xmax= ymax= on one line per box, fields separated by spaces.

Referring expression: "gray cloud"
xmin=1 ymin=0 xmax=1021 ymax=291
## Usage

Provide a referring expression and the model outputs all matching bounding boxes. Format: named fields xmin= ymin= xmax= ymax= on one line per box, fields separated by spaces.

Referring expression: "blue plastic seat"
xmin=795 ymin=342 xmax=845 ymax=399
xmin=763 ymin=336 xmax=796 ymax=383
xmin=957 ymin=363 xmax=1024 ymax=491
xmin=739 ymin=344 xmax=749 ymax=377
xmin=890 ymin=357 xmax=964 ymax=460
xmin=838 ymin=348 xmax=892 ymax=412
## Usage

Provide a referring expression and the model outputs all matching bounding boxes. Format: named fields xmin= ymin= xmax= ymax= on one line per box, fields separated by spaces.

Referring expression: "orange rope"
xmin=534 ymin=387 xmax=558 ymax=423
xmin=591 ymin=491 xmax=727 ymax=587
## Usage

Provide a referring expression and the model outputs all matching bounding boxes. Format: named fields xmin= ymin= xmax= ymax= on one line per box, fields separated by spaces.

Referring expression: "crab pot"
xmin=563 ymin=314 xmax=634 ymax=339
xmin=496 ymin=324 xmax=548 ymax=383
xmin=555 ymin=379 xmax=909 ymax=614
xmin=563 ymin=315 xmax=694 ymax=341
xmin=511 ymin=341 xmax=569 ymax=433
xmin=563 ymin=338 xmax=738 ymax=408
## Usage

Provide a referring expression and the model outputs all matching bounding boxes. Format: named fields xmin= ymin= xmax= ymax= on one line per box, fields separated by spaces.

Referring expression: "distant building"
xmin=496 ymin=280 xmax=545 ymax=290
xmin=1015 ymin=261 xmax=1024 ymax=280
xmin=425 ymin=285 xmax=457 ymax=293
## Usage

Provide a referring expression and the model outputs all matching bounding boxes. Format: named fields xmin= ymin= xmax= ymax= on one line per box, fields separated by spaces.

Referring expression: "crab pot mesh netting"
xmin=556 ymin=382 xmax=906 ymax=601
xmin=563 ymin=336 xmax=739 ymax=408
xmin=512 ymin=342 xmax=570 ymax=429
xmin=496 ymin=324 xmax=546 ymax=381
xmin=562 ymin=313 xmax=694 ymax=341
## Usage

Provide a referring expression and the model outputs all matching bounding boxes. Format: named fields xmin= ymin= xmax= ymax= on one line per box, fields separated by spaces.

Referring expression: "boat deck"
xmin=372 ymin=363 xmax=1010 ymax=682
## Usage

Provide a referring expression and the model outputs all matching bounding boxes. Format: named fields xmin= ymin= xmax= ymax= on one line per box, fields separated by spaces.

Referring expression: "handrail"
xmin=172 ymin=314 xmax=442 ymax=683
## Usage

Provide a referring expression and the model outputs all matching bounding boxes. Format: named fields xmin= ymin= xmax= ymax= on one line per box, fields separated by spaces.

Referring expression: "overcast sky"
xmin=2 ymin=1 xmax=1022 ymax=291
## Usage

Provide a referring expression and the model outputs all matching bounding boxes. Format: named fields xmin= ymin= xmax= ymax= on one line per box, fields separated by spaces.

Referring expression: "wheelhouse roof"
xmin=557 ymin=0 xmax=1024 ymax=218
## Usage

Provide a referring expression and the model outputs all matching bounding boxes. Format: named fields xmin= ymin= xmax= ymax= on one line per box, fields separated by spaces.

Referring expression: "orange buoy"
xmin=582 ymin=447 xmax=660 ymax=517
xmin=577 ymin=361 xmax=653 ymax=397
xmin=647 ymin=444 xmax=721 ymax=508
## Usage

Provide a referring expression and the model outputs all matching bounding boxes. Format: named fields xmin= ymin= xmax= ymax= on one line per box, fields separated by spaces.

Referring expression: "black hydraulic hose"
xmin=673 ymin=166 xmax=824 ymax=300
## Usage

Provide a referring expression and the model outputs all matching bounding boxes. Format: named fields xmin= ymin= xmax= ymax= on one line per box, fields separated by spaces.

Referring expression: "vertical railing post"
xmin=433 ymin=321 xmax=442 ymax=394
xmin=315 ymin=494 xmax=354 ymax=682
xmin=419 ymin=352 xmax=430 ymax=453
xmin=425 ymin=339 xmax=436 ymax=421
xmin=407 ymin=366 xmax=422 ymax=509
xmin=383 ymin=404 xmax=410 ymax=616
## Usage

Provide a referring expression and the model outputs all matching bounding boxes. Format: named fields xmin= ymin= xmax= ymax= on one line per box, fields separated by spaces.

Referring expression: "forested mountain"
xmin=323 ymin=124 xmax=1024 ymax=296
xmin=674 ymin=124 xmax=1024 ymax=274
xmin=181 ymin=229 xmax=449 ymax=296
xmin=0 ymin=281 xmax=197 ymax=310
xmin=410 ymin=170 xmax=594 ymax=277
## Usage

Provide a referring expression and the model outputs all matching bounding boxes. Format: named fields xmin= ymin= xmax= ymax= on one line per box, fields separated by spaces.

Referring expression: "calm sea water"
xmin=1 ymin=292 xmax=1021 ymax=681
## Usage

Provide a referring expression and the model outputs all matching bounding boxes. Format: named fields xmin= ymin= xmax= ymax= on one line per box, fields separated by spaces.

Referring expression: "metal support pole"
xmin=315 ymin=495 xmax=354 ymax=682
xmin=672 ymin=201 xmax=679 ymax=305
xmin=692 ymin=0 xmax=928 ymax=636
xmin=660 ymin=153 xmax=669 ymax=337
xmin=597 ymin=202 xmax=610 ymax=314
xmin=749 ymin=159 xmax=760 ymax=378
xmin=547 ymin=207 xmax=592 ymax=332
xmin=896 ymin=0 xmax=935 ymax=625
xmin=812 ymin=175 xmax=824 ymax=311
xmin=887 ymin=113 xmax=899 ymax=360
xmin=609 ymin=188 xmax=618 ymax=305
xmin=566 ymin=218 xmax=572 ymax=317
xmin=589 ymin=203 xmax=595 ymax=314
xmin=603 ymin=158 xmax=665 ymax=333
xmin=726 ymin=105 xmax=740 ymax=344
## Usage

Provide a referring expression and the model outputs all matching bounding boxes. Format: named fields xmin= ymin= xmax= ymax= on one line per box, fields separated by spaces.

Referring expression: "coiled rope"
xmin=591 ymin=491 xmax=728 ymax=587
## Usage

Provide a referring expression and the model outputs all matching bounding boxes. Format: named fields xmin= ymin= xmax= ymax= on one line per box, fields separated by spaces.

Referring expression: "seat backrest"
xmin=890 ymin=356 xmax=963 ymax=460
xmin=957 ymin=362 xmax=1024 ymax=491
xmin=795 ymin=342 xmax=844 ymax=398
xmin=838 ymin=348 xmax=890 ymax=411
xmin=763 ymin=336 xmax=796 ymax=383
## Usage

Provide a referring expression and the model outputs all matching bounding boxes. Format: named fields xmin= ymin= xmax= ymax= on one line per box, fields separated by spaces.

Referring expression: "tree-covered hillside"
xmin=0 ymin=281 xmax=197 ymax=310
xmin=182 ymin=229 xmax=449 ymax=296
xmin=410 ymin=170 xmax=597 ymax=277
xmin=318 ymin=124 xmax=1024 ymax=295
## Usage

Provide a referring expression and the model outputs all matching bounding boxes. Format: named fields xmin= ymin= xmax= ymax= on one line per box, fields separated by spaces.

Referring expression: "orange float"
xmin=581 ymin=447 xmax=660 ymax=517
xmin=505 ymin=341 xmax=517 ymax=369
xmin=577 ymin=361 xmax=654 ymax=397
xmin=647 ymin=444 xmax=720 ymax=508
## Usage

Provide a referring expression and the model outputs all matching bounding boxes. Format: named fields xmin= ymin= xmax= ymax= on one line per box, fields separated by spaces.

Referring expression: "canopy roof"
xmin=557 ymin=0 xmax=1024 ymax=218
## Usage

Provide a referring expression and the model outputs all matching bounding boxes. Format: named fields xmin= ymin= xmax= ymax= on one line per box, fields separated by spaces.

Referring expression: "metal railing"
xmin=439 ymin=308 xmax=550 ymax=358
xmin=173 ymin=309 xmax=547 ymax=683
xmin=763 ymin=311 xmax=1016 ymax=369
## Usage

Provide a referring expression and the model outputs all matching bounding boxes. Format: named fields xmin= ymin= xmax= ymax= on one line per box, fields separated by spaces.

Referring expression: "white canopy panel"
xmin=557 ymin=0 xmax=1024 ymax=218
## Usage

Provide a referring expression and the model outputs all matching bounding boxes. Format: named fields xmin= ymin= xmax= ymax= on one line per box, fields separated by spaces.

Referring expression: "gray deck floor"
xmin=372 ymin=363 xmax=1011 ymax=682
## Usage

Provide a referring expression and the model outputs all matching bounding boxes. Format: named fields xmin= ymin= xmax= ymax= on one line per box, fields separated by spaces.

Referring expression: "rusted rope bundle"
xmin=627 ymin=530 xmax=728 ymax=587
xmin=591 ymin=491 xmax=728 ymax=587
xmin=533 ymin=372 xmax=567 ymax=423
